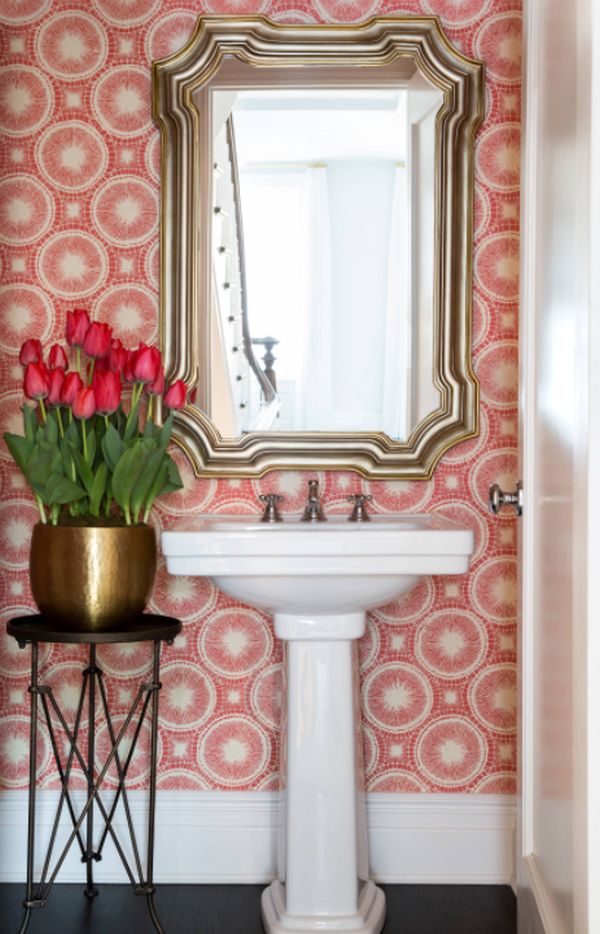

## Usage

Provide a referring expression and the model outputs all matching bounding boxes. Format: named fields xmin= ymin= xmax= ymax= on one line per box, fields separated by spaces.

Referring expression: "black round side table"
xmin=6 ymin=614 xmax=182 ymax=934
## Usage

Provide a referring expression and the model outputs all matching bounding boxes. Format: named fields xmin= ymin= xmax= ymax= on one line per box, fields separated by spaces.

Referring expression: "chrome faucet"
xmin=259 ymin=493 xmax=284 ymax=522
xmin=301 ymin=479 xmax=326 ymax=522
xmin=347 ymin=493 xmax=373 ymax=522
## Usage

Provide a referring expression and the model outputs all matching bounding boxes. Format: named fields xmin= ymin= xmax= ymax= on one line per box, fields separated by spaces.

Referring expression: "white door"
xmin=517 ymin=0 xmax=600 ymax=932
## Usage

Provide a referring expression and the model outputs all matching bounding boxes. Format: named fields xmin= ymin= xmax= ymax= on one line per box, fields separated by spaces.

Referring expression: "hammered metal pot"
xmin=29 ymin=524 xmax=157 ymax=632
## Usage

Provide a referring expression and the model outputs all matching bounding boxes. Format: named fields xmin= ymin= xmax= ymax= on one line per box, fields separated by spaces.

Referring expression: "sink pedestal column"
xmin=261 ymin=612 xmax=386 ymax=934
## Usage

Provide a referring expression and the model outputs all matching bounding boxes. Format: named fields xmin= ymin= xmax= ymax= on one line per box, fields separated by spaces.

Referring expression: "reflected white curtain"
xmin=381 ymin=164 xmax=410 ymax=439
xmin=296 ymin=165 xmax=334 ymax=430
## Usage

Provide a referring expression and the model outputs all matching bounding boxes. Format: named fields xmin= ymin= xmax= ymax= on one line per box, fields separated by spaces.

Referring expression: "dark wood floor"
xmin=0 ymin=883 xmax=515 ymax=934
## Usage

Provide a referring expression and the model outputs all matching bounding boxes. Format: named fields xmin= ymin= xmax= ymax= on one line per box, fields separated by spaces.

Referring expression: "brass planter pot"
xmin=30 ymin=524 xmax=157 ymax=632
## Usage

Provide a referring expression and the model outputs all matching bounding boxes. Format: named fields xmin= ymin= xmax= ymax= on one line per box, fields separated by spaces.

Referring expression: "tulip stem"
xmin=76 ymin=347 xmax=81 ymax=375
xmin=81 ymin=420 xmax=88 ymax=462
xmin=147 ymin=395 xmax=153 ymax=422
xmin=35 ymin=494 xmax=47 ymax=525
xmin=125 ymin=383 xmax=143 ymax=436
xmin=55 ymin=408 xmax=64 ymax=438
xmin=88 ymin=358 xmax=95 ymax=386
xmin=104 ymin=415 xmax=109 ymax=430
xmin=38 ymin=399 xmax=47 ymax=424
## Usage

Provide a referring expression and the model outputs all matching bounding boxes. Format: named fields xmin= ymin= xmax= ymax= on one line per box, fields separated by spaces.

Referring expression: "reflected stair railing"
xmin=211 ymin=118 xmax=279 ymax=431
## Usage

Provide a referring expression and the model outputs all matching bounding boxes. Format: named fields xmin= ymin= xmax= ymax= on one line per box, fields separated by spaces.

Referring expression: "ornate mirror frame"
xmin=152 ymin=16 xmax=484 ymax=479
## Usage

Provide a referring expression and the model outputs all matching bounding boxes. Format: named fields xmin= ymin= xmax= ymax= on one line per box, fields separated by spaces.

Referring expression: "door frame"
xmin=517 ymin=0 xmax=600 ymax=931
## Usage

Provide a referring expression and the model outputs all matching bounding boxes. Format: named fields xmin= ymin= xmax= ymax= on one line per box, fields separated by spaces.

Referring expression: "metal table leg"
xmin=146 ymin=640 xmax=164 ymax=934
xmin=84 ymin=644 xmax=99 ymax=900
xmin=15 ymin=637 xmax=167 ymax=934
xmin=18 ymin=642 xmax=39 ymax=934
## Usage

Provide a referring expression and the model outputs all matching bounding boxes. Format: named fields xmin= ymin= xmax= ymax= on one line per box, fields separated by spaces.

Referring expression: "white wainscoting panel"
xmin=0 ymin=791 xmax=515 ymax=885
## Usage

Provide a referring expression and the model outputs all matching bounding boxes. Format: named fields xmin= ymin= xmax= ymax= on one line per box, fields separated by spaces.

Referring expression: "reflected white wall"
xmin=328 ymin=160 xmax=396 ymax=423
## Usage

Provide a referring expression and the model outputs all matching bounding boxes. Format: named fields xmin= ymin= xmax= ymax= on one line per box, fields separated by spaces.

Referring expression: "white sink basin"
xmin=161 ymin=513 xmax=474 ymax=615
xmin=161 ymin=512 xmax=475 ymax=934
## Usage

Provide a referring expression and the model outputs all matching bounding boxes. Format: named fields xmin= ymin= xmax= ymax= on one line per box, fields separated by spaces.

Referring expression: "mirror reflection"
xmin=210 ymin=80 xmax=443 ymax=440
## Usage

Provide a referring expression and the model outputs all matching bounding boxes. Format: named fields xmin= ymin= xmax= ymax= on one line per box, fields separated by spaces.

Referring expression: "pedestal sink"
xmin=162 ymin=514 xmax=475 ymax=934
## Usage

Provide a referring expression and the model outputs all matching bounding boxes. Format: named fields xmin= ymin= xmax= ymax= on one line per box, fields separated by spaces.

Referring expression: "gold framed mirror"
xmin=152 ymin=16 xmax=484 ymax=479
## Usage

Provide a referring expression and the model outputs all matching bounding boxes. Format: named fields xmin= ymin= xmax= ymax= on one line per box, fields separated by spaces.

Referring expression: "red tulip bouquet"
xmin=4 ymin=309 xmax=187 ymax=526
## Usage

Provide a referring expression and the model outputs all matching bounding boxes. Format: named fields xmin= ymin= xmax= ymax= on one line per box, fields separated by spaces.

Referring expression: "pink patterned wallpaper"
xmin=0 ymin=0 xmax=520 ymax=794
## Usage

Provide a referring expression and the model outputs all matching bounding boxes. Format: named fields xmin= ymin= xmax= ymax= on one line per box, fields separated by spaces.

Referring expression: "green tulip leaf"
xmin=22 ymin=405 xmax=37 ymax=442
xmin=142 ymin=447 xmax=184 ymax=520
xmin=38 ymin=440 xmax=63 ymax=476
xmin=85 ymin=424 xmax=96 ymax=466
xmin=64 ymin=419 xmax=79 ymax=447
xmin=70 ymin=446 xmax=94 ymax=495
xmin=112 ymin=441 xmax=147 ymax=518
xmin=104 ymin=475 xmax=113 ymax=517
xmin=166 ymin=454 xmax=183 ymax=490
xmin=115 ymin=407 xmax=126 ymax=434
xmin=144 ymin=419 xmax=157 ymax=441
xmin=159 ymin=412 xmax=174 ymax=447
xmin=142 ymin=461 xmax=169 ymax=521
xmin=95 ymin=418 xmax=105 ymax=448
xmin=158 ymin=481 xmax=181 ymax=496
xmin=27 ymin=450 xmax=59 ymax=500
xmin=131 ymin=447 xmax=166 ymax=523
xmin=101 ymin=423 xmax=124 ymax=471
xmin=46 ymin=474 xmax=86 ymax=505
xmin=26 ymin=449 xmax=50 ymax=488
xmin=43 ymin=415 xmax=58 ymax=444
xmin=3 ymin=433 xmax=33 ymax=475
xmin=89 ymin=462 xmax=108 ymax=517
xmin=59 ymin=438 xmax=74 ymax=480
xmin=123 ymin=402 xmax=139 ymax=443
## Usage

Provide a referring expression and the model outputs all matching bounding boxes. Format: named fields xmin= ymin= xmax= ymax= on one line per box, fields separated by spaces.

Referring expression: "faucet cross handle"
xmin=347 ymin=494 xmax=373 ymax=522
xmin=259 ymin=493 xmax=284 ymax=523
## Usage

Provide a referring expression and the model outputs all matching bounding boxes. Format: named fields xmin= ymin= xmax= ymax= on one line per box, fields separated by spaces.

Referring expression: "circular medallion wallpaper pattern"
xmin=0 ymin=0 xmax=520 ymax=794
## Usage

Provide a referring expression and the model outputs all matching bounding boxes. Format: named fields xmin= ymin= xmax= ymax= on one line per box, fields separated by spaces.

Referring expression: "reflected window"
xmin=241 ymin=167 xmax=309 ymax=430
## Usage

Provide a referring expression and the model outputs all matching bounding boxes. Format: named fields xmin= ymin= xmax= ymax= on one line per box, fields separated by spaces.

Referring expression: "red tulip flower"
xmin=164 ymin=379 xmax=187 ymax=410
xmin=66 ymin=308 xmax=90 ymax=348
xmin=47 ymin=368 xmax=65 ymax=406
xmin=72 ymin=386 xmax=96 ymax=420
xmin=83 ymin=321 xmax=112 ymax=359
xmin=48 ymin=343 xmax=68 ymax=369
xmin=148 ymin=365 xmax=165 ymax=395
xmin=19 ymin=339 xmax=42 ymax=366
xmin=131 ymin=343 xmax=162 ymax=383
xmin=106 ymin=338 xmax=128 ymax=374
xmin=5 ymin=311 xmax=186 ymax=526
xmin=93 ymin=369 xmax=121 ymax=415
xmin=24 ymin=361 xmax=50 ymax=401
xmin=60 ymin=371 xmax=84 ymax=406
